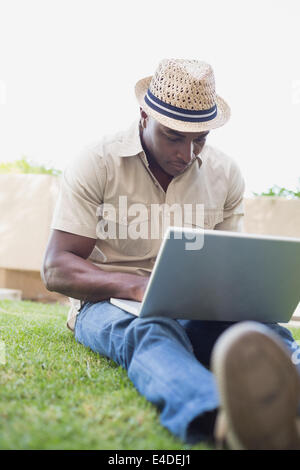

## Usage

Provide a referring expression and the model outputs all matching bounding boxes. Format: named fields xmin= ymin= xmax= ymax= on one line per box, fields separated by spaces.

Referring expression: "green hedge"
xmin=253 ymin=179 xmax=300 ymax=199
xmin=0 ymin=157 xmax=62 ymax=176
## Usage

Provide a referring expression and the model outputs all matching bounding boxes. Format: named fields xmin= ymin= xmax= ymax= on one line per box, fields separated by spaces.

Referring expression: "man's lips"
xmin=171 ymin=161 xmax=188 ymax=170
xmin=171 ymin=156 xmax=197 ymax=170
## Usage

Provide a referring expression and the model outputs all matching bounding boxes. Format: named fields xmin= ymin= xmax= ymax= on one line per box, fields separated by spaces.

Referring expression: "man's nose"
xmin=176 ymin=141 xmax=195 ymax=163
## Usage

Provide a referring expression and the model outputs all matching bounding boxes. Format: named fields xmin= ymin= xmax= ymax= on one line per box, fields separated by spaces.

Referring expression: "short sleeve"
xmin=51 ymin=147 xmax=106 ymax=239
xmin=215 ymin=160 xmax=246 ymax=232
xmin=215 ymin=214 xmax=244 ymax=232
xmin=223 ymin=160 xmax=245 ymax=218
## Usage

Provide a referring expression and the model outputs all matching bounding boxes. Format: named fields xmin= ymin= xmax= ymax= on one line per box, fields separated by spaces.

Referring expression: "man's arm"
xmin=41 ymin=229 xmax=149 ymax=303
xmin=214 ymin=213 xmax=244 ymax=232
xmin=215 ymin=159 xmax=246 ymax=232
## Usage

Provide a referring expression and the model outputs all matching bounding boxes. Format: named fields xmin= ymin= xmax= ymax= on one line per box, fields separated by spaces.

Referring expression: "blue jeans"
xmin=74 ymin=300 xmax=300 ymax=444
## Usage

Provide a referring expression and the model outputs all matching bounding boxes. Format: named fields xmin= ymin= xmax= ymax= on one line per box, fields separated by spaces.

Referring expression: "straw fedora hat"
xmin=135 ymin=58 xmax=231 ymax=132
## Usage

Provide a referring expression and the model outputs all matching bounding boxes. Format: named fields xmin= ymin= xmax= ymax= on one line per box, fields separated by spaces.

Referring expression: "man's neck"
xmin=139 ymin=122 xmax=173 ymax=178
xmin=139 ymin=123 xmax=173 ymax=192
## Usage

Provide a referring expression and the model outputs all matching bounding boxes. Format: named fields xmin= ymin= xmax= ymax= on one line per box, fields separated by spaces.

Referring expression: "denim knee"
xmin=123 ymin=316 xmax=194 ymax=367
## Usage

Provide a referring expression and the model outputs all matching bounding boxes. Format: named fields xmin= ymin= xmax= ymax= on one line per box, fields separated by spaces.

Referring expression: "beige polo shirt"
xmin=51 ymin=119 xmax=245 ymax=331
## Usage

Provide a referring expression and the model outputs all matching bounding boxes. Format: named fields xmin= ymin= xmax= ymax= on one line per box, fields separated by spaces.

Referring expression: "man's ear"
xmin=139 ymin=107 xmax=149 ymax=128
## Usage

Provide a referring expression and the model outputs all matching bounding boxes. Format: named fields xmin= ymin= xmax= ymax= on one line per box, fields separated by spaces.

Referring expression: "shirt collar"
xmin=118 ymin=120 xmax=144 ymax=157
xmin=118 ymin=119 xmax=204 ymax=169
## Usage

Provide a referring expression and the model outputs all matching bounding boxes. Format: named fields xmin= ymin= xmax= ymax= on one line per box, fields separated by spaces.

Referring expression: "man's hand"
xmin=131 ymin=276 xmax=150 ymax=302
xmin=42 ymin=229 xmax=152 ymax=304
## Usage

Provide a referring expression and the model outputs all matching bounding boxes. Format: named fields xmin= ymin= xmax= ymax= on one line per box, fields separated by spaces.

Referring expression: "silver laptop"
xmin=110 ymin=227 xmax=300 ymax=323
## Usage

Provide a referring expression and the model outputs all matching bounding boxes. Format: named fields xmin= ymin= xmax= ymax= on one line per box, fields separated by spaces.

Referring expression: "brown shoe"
xmin=211 ymin=321 xmax=300 ymax=450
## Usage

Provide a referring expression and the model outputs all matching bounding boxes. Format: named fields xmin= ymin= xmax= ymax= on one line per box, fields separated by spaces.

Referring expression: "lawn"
xmin=0 ymin=300 xmax=211 ymax=450
xmin=1 ymin=300 xmax=300 ymax=450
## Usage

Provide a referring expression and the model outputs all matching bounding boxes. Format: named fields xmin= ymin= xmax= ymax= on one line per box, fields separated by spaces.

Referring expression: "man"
xmin=41 ymin=59 xmax=300 ymax=449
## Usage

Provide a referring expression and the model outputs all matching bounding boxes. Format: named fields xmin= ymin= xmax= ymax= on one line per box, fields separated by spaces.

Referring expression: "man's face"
xmin=141 ymin=115 xmax=209 ymax=177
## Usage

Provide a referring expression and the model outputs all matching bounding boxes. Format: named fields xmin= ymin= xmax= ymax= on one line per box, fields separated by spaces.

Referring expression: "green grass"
xmin=0 ymin=300 xmax=210 ymax=450
xmin=3 ymin=300 xmax=299 ymax=450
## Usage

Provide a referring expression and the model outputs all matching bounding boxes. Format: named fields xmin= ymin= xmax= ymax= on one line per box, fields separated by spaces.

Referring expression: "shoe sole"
xmin=211 ymin=321 xmax=300 ymax=450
